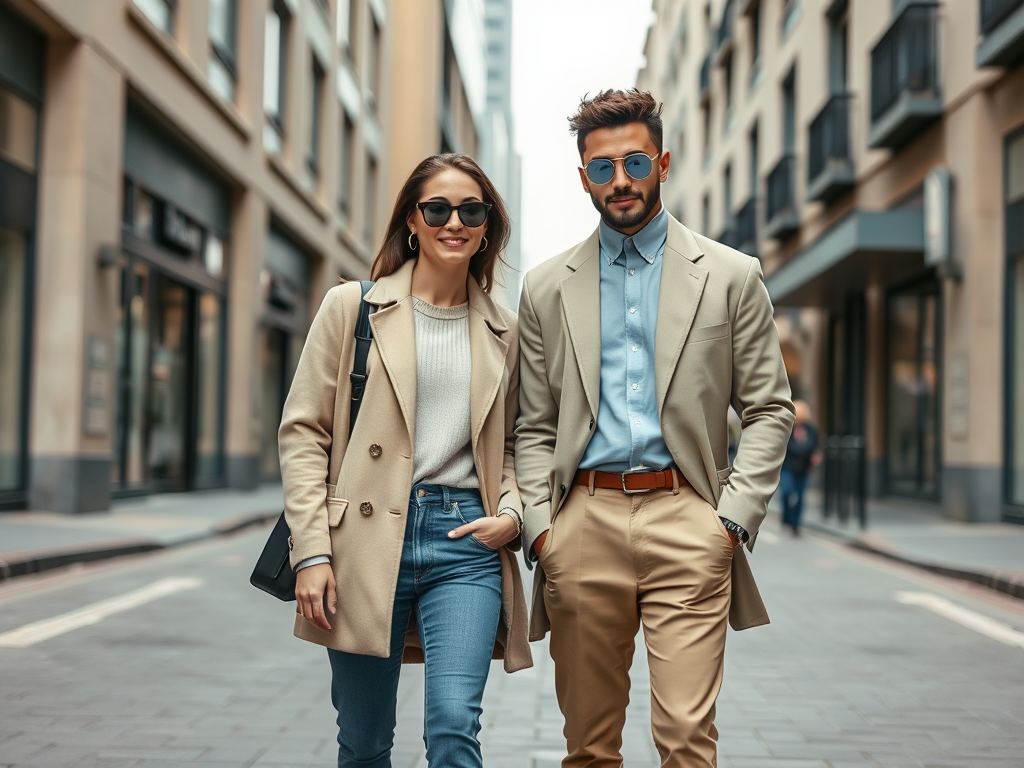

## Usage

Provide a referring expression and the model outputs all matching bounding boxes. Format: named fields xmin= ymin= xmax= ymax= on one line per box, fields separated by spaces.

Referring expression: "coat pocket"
xmin=326 ymin=498 xmax=349 ymax=527
xmin=687 ymin=320 xmax=731 ymax=344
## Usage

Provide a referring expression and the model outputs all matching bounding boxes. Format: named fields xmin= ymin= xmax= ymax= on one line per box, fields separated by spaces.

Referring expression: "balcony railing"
xmin=765 ymin=155 xmax=799 ymax=240
xmin=869 ymin=2 xmax=940 ymax=147
xmin=735 ymin=196 xmax=757 ymax=255
xmin=807 ymin=94 xmax=855 ymax=203
xmin=982 ymin=0 xmax=1023 ymax=34
xmin=977 ymin=0 xmax=1024 ymax=67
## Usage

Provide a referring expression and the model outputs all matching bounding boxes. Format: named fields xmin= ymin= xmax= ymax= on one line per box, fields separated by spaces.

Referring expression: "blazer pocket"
xmin=717 ymin=466 xmax=733 ymax=487
xmin=687 ymin=321 xmax=731 ymax=344
xmin=326 ymin=498 xmax=349 ymax=527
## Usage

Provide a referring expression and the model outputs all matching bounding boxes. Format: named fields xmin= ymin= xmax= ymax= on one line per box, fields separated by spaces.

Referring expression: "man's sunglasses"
xmin=416 ymin=201 xmax=492 ymax=228
xmin=583 ymin=152 xmax=660 ymax=185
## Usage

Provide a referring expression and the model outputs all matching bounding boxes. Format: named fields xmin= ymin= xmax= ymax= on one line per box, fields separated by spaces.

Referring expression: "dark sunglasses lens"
xmin=459 ymin=203 xmax=489 ymax=227
xmin=623 ymin=154 xmax=653 ymax=180
xmin=421 ymin=203 xmax=452 ymax=227
xmin=586 ymin=159 xmax=615 ymax=185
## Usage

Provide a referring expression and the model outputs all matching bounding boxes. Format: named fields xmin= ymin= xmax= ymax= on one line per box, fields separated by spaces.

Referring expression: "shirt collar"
xmin=599 ymin=205 xmax=668 ymax=266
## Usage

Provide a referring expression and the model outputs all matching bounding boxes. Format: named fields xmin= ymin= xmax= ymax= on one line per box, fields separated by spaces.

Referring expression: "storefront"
xmin=1005 ymin=127 xmax=1024 ymax=524
xmin=0 ymin=4 xmax=43 ymax=509
xmin=259 ymin=225 xmax=313 ymax=480
xmin=111 ymin=104 xmax=231 ymax=495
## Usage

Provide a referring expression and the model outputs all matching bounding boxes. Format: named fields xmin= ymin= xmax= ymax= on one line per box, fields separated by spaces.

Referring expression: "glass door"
xmin=886 ymin=284 xmax=940 ymax=498
xmin=148 ymin=275 xmax=191 ymax=489
xmin=0 ymin=228 xmax=26 ymax=492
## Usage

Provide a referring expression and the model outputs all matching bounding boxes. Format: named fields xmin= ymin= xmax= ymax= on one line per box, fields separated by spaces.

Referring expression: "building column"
xmin=863 ymin=278 xmax=886 ymax=498
xmin=225 ymin=189 xmax=267 ymax=489
xmin=29 ymin=40 xmax=124 ymax=513
xmin=940 ymin=93 xmax=1003 ymax=522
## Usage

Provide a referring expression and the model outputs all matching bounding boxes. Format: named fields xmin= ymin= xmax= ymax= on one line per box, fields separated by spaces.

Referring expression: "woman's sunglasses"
xmin=583 ymin=152 xmax=659 ymax=185
xmin=416 ymin=201 xmax=492 ymax=228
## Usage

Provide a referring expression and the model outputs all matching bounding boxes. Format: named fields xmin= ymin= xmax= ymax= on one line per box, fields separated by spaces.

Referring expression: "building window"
xmin=307 ymin=57 xmax=325 ymax=179
xmin=723 ymin=163 xmax=733 ymax=229
xmin=724 ymin=55 xmax=734 ymax=133
xmin=781 ymin=0 xmax=800 ymax=40
xmin=782 ymin=67 xmax=796 ymax=154
xmin=368 ymin=15 xmax=381 ymax=114
xmin=748 ymin=121 xmax=759 ymax=197
xmin=749 ymin=0 xmax=762 ymax=89
xmin=134 ymin=0 xmax=175 ymax=35
xmin=0 ymin=86 xmax=38 ymax=172
xmin=338 ymin=0 xmax=358 ymax=66
xmin=702 ymin=102 xmax=712 ymax=165
xmin=364 ymin=155 xmax=378 ymax=245
xmin=0 ymin=228 xmax=27 ymax=492
xmin=702 ymin=192 xmax=710 ymax=235
xmin=338 ymin=112 xmax=354 ymax=220
xmin=263 ymin=0 xmax=289 ymax=152
xmin=208 ymin=0 xmax=237 ymax=102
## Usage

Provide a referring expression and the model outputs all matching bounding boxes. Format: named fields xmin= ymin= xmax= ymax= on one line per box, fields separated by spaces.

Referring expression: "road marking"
xmin=0 ymin=577 xmax=202 ymax=648
xmin=895 ymin=591 xmax=1024 ymax=649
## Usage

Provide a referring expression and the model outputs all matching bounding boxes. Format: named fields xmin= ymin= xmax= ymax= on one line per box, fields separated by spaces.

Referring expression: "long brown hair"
xmin=370 ymin=154 xmax=511 ymax=292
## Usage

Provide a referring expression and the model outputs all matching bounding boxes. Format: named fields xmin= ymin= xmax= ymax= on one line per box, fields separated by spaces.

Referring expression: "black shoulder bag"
xmin=249 ymin=281 xmax=376 ymax=601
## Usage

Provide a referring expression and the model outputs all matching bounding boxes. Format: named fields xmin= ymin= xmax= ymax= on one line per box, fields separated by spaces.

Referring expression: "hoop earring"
xmin=408 ymin=232 xmax=419 ymax=251
xmin=478 ymin=237 xmax=489 ymax=253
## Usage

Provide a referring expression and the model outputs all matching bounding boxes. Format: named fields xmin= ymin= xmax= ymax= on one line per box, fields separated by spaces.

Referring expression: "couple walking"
xmin=279 ymin=89 xmax=795 ymax=768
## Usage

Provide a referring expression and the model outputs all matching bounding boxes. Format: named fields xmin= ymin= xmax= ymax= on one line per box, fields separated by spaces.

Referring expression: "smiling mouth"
xmin=439 ymin=238 xmax=468 ymax=247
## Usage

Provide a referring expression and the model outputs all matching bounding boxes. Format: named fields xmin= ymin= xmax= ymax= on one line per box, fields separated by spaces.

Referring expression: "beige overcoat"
xmin=279 ymin=258 xmax=532 ymax=673
xmin=516 ymin=214 xmax=795 ymax=641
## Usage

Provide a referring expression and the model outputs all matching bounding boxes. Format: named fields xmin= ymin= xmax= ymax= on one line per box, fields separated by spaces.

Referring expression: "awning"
xmin=765 ymin=209 xmax=927 ymax=307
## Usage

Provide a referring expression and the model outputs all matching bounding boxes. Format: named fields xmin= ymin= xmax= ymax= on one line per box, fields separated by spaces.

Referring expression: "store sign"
xmin=161 ymin=204 xmax=203 ymax=253
xmin=924 ymin=167 xmax=951 ymax=268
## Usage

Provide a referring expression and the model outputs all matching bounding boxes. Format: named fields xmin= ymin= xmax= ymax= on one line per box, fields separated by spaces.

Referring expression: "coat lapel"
xmin=366 ymin=261 xmax=418 ymax=442
xmin=467 ymin=278 xmax=509 ymax=503
xmin=655 ymin=217 xmax=707 ymax=412
xmin=558 ymin=229 xmax=602 ymax=418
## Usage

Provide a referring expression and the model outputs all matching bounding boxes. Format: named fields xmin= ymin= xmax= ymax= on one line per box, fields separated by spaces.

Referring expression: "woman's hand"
xmin=295 ymin=563 xmax=337 ymax=631
xmin=448 ymin=513 xmax=519 ymax=550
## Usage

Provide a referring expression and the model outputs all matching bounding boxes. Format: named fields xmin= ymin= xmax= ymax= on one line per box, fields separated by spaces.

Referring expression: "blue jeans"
xmin=326 ymin=484 xmax=503 ymax=768
xmin=779 ymin=469 xmax=809 ymax=530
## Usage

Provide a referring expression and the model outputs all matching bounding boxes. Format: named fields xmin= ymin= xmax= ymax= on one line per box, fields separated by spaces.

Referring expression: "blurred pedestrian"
xmin=779 ymin=400 xmax=820 ymax=535
xmin=515 ymin=89 xmax=794 ymax=768
xmin=279 ymin=154 xmax=531 ymax=768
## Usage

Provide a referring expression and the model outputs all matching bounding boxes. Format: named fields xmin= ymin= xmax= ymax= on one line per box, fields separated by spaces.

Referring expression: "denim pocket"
xmin=452 ymin=501 xmax=498 ymax=552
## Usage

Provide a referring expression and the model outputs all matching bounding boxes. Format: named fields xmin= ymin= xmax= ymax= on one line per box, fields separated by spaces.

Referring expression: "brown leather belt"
xmin=573 ymin=468 xmax=685 ymax=494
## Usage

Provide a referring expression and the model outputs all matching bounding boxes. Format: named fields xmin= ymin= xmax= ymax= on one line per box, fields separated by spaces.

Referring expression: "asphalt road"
xmin=1 ymin=519 xmax=1022 ymax=768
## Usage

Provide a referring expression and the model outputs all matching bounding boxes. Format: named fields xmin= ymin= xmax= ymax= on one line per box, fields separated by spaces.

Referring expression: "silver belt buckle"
xmin=621 ymin=467 xmax=654 ymax=494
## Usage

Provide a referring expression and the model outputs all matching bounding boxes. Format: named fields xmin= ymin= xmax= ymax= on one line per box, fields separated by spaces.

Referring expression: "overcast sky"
xmin=511 ymin=0 xmax=655 ymax=273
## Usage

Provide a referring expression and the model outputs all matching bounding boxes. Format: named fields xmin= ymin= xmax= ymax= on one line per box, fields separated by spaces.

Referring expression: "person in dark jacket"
xmin=779 ymin=400 xmax=819 ymax=535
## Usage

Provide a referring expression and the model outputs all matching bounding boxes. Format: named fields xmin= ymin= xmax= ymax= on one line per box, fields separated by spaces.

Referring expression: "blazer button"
xmin=360 ymin=501 xmax=373 ymax=516
xmin=589 ymin=418 xmax=594 ymax=430
xmin=560 ymin=484 xmax=566 ymax=493
xmin=369 ymin=444 xmax=382 ymax=458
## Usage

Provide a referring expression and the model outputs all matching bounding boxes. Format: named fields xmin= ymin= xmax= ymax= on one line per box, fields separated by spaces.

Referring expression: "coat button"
xmin=369 ymin=444 xmax=382 ymax=458
xmin=560 ymin=484 xmax=566 ymax=493
xmin=589 ymin=418 xmax=594 ymax=430
xmin=360 ymin=501 xmax=373 ymax=516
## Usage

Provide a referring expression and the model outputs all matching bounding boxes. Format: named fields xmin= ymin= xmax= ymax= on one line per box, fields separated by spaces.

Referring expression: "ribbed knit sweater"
xmin=411 ymin=298 xmax=477 ymax=488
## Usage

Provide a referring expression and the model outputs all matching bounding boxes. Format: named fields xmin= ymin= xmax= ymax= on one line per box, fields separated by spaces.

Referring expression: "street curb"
xmin=0 ymin=510 xmax=280 ymax=582
xmin=803 ymin=518 xmax=1024 ymax=601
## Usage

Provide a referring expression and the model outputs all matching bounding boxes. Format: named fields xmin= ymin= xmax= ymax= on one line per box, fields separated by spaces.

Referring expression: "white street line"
xmin=0 ymin=577 xmax=202 ymax=648
xmin=894 ymin=591 xmax=1024 ymax=650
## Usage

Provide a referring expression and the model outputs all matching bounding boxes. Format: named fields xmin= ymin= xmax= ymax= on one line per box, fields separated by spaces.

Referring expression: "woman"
xmin=279 ymin=154 xmax=531 ymax=768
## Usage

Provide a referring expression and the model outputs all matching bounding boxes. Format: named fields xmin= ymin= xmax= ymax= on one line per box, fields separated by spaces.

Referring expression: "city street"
xmin=1 ymin=521 xmax=1022 ymax=768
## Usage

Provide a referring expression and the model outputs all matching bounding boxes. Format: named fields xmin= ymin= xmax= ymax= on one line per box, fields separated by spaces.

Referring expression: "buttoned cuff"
xmin=295 ymin=555 xmax=331 ymax=572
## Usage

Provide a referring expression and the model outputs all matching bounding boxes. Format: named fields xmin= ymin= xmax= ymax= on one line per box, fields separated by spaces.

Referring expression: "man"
xmin=780 ymin=400 xmax=820 ymax=535
xmin=515 ymin=89 xmax=794 ymax=767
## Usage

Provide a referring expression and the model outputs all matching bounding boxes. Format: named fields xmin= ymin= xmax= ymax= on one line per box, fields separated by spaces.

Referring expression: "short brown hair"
xmin=568 ymin=89 xmax=664 ymax=157
xmin=370 ymin=154 xmax=510 ymax=292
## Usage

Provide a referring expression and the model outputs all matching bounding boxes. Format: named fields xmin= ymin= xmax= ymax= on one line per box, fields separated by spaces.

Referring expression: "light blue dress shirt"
xmin=579 ymin=206 xmax=674 ymax=473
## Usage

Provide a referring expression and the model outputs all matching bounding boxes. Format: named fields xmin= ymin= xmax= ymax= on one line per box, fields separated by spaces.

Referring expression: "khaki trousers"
xmin=539 ymin=482 xmax=734 ymax=768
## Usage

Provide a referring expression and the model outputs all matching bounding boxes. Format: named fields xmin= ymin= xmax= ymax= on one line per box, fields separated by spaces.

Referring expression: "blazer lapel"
xmin=559 ymin=229 xmax=602 ymax=418
xmin=366 ymin=261 xmax=417 ymax=442
xmin=467 ymin=278 xmax=509 ymax=503
xmin=655 ymin=217 xmax=707 ymax=412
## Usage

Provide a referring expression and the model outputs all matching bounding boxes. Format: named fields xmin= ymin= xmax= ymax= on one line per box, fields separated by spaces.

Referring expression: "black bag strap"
xmin=348 ymin=280 xmax=375 ymax=436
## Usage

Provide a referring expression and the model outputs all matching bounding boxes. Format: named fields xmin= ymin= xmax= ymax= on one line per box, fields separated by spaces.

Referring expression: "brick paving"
xmin=1 ymin=519 xmax=1022 ymax=768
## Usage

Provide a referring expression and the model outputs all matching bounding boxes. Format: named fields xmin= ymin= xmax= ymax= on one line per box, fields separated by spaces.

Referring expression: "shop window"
xmin=307 ymin=56 xmax=325 ymax=181
xmin=1007 ymin=129 xmax=1024 ymax=511
xmin=0 ymin=229 xmax=26 ymax=491
xmin=364 ymin=155 xmax=378 ymax=245
xmin=208 ymin=0 xmax=238 ymax=103
xmin=264 ymin=0 xmax=290 ymax=153
xmin=134 ymin=0 xmax=175 ymax=35
xmin=339 ymin=111 xmax=354 ymax=220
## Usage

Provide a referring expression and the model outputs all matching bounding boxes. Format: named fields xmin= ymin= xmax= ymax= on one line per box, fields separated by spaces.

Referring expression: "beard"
xmin=590 ymin=181 xmax=661 ymax=231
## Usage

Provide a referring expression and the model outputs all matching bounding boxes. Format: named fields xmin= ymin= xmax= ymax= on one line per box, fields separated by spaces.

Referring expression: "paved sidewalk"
xmin=0 ymin=485 xmax=284 ymax=580
xmin=778 ymin=489 xmax=1024 ymax=599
